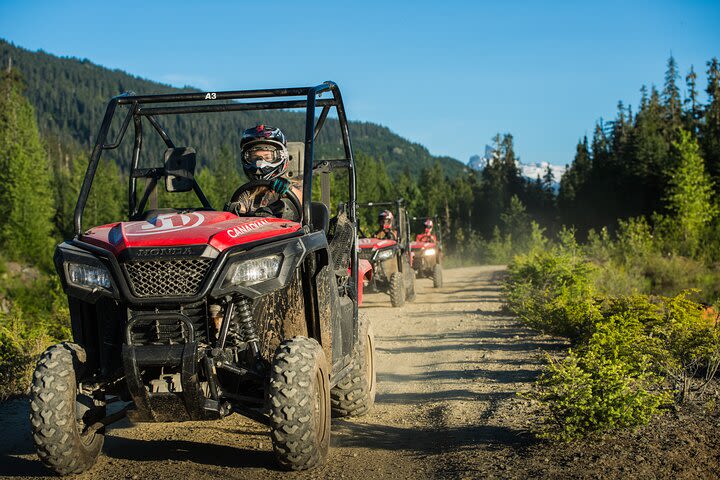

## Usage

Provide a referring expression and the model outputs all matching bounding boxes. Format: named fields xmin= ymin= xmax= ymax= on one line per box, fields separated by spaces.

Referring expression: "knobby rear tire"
xmin=433 ymin=263 xmax=444 ymax=288
xmin=390 ymin=272 xmax=405 ymax=307
xmin=331 ymin=314 xmax=376 ymax=417
xmin=406 ymin=268 xmax=417 ymax=302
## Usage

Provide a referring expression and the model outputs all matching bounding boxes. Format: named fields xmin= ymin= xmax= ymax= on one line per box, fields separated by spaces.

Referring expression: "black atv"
xmin=29 ymin=82 xmax=376 ymax=474
xmin=357 ymin=200 xmax=416 ymax=307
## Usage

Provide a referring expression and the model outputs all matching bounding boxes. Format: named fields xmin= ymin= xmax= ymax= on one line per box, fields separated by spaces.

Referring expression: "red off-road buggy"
xmin=410 ymin=216 xmax=443 ymax=288
xmin=357 ymin=200 xmax=416 ymax=307
xmin=29 ymin=82 xmax=376 ymax=474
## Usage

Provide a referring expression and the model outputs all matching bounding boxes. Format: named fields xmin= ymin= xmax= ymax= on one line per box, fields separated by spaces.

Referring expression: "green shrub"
xmin=584 ymin=227 xmax=613 ymax=264
xmin=0 ymin=307 xmax=52 ymax=400
xmin=534 ymin=347 xmax=668 ymax=441
xmin=591 ymin=262 xmax=650 ymax=297
xmin=505 ymin=248 xmax=600 ymax=341
xmin=651 ymin=291 xmax=720 ymax=401
xmin=507 ymin=243 xmax=720 ymax=440
xmin=614 ymin=217 xmax=656 ymax=265
xmin=532 ymin=295 xmax=671 ymax=441
xmin=642 ymin=254 xmax=720 ymax=303
xmin=484 ymin=226 xmax=515 ymax=264
xmin=0 ymin=262 xmax=70 ymax=399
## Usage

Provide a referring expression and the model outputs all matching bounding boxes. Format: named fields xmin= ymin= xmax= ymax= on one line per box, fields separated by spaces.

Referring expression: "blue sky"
xmin=1 ymin=0 xmax=718 ymax=167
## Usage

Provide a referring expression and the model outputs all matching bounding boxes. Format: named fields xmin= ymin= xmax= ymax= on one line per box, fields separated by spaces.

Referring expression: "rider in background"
xmin=373 ymin=210 xmax=398 ymax=241
xmin=415 ymin=218 xmax=437 ymax=243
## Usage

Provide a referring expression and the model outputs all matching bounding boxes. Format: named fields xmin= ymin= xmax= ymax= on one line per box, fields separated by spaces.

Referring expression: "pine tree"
xmin=559 ymin=137 xmax=591 ymax=231
xmin=78 ymin=156 xmax=125 ymax=228
xmin=542 ymin=165 xmax=555 ymax=191
xmin=500 ymin=195 xmax=531 ymax=247
xmin=663 ymin=55 xmax=682 ymax=131
xmin=0 ymin=68 xmax=55 ymax=264
xmin=395 ymin=169 xmax=422 ymax=215
xmin=701 ymin=58 xmax=720 ymax=183
xmin=633 ymin=86 xmax=670 ymax=215
xmin=665 ymin=129 xmax=717 ymax=257
xmin=418 ymin=163 xmax=446 ymax=217
xmin=684 ymin=65 xmax=700 ymax=133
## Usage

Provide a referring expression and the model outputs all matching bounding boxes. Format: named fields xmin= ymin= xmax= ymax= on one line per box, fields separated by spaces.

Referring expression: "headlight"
xmin=226 ymin=254 xmax=282 ymax=286
xmin=67 ymin=262 xmax=112 ymax=290
xmin=424 ymin=248 xmax=437 ymax=256
xmin=375 ymin=249 xmax=394 ymax=261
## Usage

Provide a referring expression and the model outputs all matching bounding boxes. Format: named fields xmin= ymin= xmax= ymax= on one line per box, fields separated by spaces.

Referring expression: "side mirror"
xmin=164 ymin=147 xmax=196 ymax=192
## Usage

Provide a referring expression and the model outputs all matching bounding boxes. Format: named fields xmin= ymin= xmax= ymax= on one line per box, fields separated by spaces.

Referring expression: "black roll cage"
xmin=74 ymin=81 xmax=359 ymax=320
xmin=74 ymin=81 xmax=357 ymax=236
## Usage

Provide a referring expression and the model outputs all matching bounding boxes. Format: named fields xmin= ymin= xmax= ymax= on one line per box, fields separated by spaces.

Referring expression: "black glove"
xmin=271 ymin=177 xmax=291 ymax=195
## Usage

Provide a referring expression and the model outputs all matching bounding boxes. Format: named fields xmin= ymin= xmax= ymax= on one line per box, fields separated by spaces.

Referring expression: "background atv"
xmin=357 ymin=200 xmax=416 ymax=307
xmin=29 ymin=82 xmax=376 ymax=475
xmin=410 ymin=216 xmax=444 ymax=288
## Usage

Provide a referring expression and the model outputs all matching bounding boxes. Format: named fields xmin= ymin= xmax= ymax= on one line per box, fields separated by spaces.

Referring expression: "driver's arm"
xmin=232 ymin=191 xmax=254 ymax=214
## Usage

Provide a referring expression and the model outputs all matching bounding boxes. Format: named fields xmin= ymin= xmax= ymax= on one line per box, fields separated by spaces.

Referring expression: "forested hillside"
xmin=0 ymin=39 xmax=466 ymax=178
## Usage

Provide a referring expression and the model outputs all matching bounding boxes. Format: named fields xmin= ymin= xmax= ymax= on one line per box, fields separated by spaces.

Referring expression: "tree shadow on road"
xmin=102 ymin=436 xmax=278 ymax=470
xmin=378 ymin=367 xmax=542 ymax=384
xmin=0 ymin=454 xmax=50 ymax=478
xmin=332 ymin=419 xmax=531 ymax=452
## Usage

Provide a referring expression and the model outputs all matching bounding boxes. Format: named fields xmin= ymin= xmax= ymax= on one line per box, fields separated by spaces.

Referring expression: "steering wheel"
xmin=228 ymin=179 xmax=302 ymax=221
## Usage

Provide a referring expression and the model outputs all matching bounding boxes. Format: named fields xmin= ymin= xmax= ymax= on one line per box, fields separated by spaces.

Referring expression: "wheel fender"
xmin=357 ymin=259 xmax=373 ymax=306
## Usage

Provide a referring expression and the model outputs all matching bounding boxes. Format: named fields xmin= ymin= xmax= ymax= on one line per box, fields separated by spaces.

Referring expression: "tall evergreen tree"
xmin=633 ymin=86 xmax=670 ymax=215
xmin=663 ymin=55 xmax=682 ymax=131
xmin=665 ymin=129 xmax=716 ymax=256
xmin=701 ymin=58 xmax=720 ymax=183
xmin=0 ymin=68 xmax=55 ymax=264
xmin=684 ymin=65 xmax=700 ymax=133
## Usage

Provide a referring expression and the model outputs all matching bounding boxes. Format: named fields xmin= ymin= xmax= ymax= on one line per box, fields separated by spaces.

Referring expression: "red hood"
xmin=411 ymin=241 xmax=436 ymax=249
xmin=79 ymin=211 xmax=302 ymax=255
xmin=358 ymin=238 xmax=397 ymax=250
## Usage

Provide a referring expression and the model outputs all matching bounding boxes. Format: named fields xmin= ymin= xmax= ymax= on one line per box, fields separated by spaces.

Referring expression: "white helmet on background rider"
xmin=424 ymin=218 xmax=433 ymax=234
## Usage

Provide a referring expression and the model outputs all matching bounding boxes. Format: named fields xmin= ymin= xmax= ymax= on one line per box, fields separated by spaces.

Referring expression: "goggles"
xmin=242 ymin=145 xmax=283 ymax=164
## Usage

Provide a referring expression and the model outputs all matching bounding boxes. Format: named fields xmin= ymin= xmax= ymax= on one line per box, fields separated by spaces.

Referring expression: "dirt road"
xmin=0 ymin=266 xmax=565 ymax=479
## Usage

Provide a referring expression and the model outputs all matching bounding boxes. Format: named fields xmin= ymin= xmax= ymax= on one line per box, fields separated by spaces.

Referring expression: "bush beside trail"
xmin=505 ymin=233 xmax=720 ymax=441
xmin=0 ymin=260 xmax=69 ymax=400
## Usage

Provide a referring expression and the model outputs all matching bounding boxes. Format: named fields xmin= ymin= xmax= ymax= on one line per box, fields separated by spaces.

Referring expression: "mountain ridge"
xmin=0 ymin=39 xmax=466 ymax=178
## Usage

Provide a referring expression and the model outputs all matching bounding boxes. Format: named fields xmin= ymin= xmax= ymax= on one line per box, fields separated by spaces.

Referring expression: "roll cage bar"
xmin=74 ymin=81 xmax=357 ymax=237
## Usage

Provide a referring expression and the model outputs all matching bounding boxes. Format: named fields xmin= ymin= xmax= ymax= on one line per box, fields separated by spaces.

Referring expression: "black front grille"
xmin=124 ymin=258 xmax=212 ymax=297
xmin=129 ymin=304 xmax=207 ymax=345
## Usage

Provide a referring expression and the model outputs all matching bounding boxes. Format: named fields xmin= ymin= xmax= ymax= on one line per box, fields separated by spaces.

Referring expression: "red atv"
xmin=410 ymin=216 xmax=443 ymax=288
xmin=29 ymin=82 xmax=375 ymax=474
xmin=357 ymin=200 xmax=416 ymax=307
